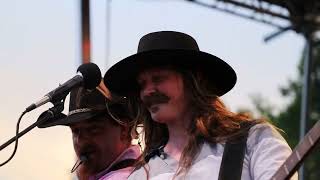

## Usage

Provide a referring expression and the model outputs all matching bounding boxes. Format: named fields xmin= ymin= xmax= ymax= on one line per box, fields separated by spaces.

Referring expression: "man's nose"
xmin=141 ymin=82 xmax=156 ymax=98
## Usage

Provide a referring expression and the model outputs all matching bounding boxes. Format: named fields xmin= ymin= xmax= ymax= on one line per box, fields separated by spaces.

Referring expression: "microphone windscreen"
xmin=77 ymin=63 xmax=102 ymax=89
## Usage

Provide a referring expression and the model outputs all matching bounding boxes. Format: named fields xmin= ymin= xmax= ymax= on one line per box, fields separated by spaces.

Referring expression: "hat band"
xmin=68 ymin=108 xmax=92 ymax=116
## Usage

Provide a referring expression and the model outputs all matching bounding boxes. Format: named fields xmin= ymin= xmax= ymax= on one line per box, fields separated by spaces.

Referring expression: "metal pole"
xmin=106 ymin=0 xmax=112 ymax=68
xmin=81 ymin=0 xmax=91 ymax=64
xmin=299 ymin=33 xmax=314 ymax=180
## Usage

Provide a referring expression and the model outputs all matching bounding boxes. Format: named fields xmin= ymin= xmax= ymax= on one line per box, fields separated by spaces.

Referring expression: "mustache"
xmin=79 ymin=145 xmax=96 ymax=158
xmin=142 ymin=92 xmax=170 ymax=108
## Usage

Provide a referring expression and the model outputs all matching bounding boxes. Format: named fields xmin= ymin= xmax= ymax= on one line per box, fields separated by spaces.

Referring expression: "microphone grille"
xmin=77 ymin=63 xmax=102 ymax=89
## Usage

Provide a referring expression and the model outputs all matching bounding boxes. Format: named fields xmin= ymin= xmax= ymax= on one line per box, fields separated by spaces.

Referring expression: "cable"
xmin=0 ymin=111 xmax=27 ymax=167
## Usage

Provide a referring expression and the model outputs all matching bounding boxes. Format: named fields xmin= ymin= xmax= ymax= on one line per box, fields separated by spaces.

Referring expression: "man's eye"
xmin=88 ymin=127 xmax=103 ymax=135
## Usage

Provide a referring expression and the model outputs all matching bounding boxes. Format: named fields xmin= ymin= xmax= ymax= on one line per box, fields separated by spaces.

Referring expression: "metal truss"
xmin=186 ymin=0 xmax=320 ymax=41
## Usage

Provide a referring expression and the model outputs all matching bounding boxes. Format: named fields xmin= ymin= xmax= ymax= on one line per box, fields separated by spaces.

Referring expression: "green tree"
xmin=251 ymin=42 xmax=320 ymax=180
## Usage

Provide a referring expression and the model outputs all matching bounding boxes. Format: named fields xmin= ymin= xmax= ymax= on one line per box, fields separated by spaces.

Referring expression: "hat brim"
xmin=37 ymin=110 xmax=105 ymax=128
xmin=104 ymin=49 xmax=237 ymax=97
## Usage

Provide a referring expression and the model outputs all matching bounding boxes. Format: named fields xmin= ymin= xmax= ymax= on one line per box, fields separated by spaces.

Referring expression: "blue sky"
xmin=0 ymin=0 xmax=304 ymax=179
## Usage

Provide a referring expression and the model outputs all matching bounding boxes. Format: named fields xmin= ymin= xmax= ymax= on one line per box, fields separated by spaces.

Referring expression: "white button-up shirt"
xmin=128 ymin=124 xmax=298 ymax=180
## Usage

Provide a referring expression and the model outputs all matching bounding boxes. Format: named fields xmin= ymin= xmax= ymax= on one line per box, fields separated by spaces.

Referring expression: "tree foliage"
xmin=250 ymin=42 xmax=320 ymax=180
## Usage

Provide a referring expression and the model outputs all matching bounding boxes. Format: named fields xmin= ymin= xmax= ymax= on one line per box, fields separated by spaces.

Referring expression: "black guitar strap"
xmin=218 ymin=122 xmax=253 ymax=180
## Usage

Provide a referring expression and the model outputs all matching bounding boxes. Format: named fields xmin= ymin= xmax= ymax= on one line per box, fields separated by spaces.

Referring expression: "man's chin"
xmin=77 ymin=161 xmax=99 ymax=176
xmin=81 ymin=161 xmax=108 ymax=175
xmin=77 ymin=164 xmax=94 ymax=180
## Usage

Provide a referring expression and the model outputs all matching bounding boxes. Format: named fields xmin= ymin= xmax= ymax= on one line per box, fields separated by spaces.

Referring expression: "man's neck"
xmin=164 ymin=116 xmax=191 ymax=161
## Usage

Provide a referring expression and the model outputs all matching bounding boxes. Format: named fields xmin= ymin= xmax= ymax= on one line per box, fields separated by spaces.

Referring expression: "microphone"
xmin=25 ymin=63 xmax=102 ymax=112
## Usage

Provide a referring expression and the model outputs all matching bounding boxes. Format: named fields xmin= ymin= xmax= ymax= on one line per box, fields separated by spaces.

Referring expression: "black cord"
xmin=0 ymin=111 xmax=27 ymax=167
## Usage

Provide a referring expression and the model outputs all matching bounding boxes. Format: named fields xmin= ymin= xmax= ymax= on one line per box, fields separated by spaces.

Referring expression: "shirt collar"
xmin=92 ymin=145 xmax=141 ymax=179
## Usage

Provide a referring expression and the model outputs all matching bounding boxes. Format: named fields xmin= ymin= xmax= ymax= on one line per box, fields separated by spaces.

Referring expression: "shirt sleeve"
xmin=247 ymin=124 xmax=298 ymax=180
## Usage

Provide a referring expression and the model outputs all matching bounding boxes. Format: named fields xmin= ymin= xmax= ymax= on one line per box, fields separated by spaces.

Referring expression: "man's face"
xmin=69 ymin=116 xmax=124 ymax=175
xmin=137 ymin=68 xmax=191 ymax=124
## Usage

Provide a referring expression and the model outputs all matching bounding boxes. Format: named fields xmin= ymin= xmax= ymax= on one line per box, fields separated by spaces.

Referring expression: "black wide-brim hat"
xmin=37 ymin=86 xmax=130 ymax=128
xmin=104 ymin=31 xmax=237 ymax=97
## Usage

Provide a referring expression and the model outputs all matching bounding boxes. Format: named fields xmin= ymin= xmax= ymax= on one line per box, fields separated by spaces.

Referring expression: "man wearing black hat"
xmin=103 ymin=31 xmax=297 ymax=180
xmin=41 ymin=86 xmax=140 ymax=180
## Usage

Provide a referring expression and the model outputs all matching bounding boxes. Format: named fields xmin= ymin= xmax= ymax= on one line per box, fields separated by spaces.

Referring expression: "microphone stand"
xmin=0 ymin=101 xmax=65 ymax=151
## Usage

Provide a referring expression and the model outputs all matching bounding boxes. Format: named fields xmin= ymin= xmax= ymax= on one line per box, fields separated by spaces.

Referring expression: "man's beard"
xmin=76 ymin=164 xmax=90 ymax=180
xmin=76 ymin=160 xmax=98 ymax=180
xmin=74 ymin=149 xmax=101 ymax=180
xmin=75 ymin=145 xmax=98 ymax=177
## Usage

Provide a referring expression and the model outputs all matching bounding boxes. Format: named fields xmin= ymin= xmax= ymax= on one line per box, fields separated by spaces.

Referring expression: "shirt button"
xmin=160 ymin=153 xmax=165 ymax=159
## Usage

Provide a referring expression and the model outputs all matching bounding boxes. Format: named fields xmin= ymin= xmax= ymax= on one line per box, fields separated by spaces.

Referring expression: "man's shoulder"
xmin=246 ymin=122 xmax=291 ymax=155
xmin=248 ymin=123 xmax=285 ymax=142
